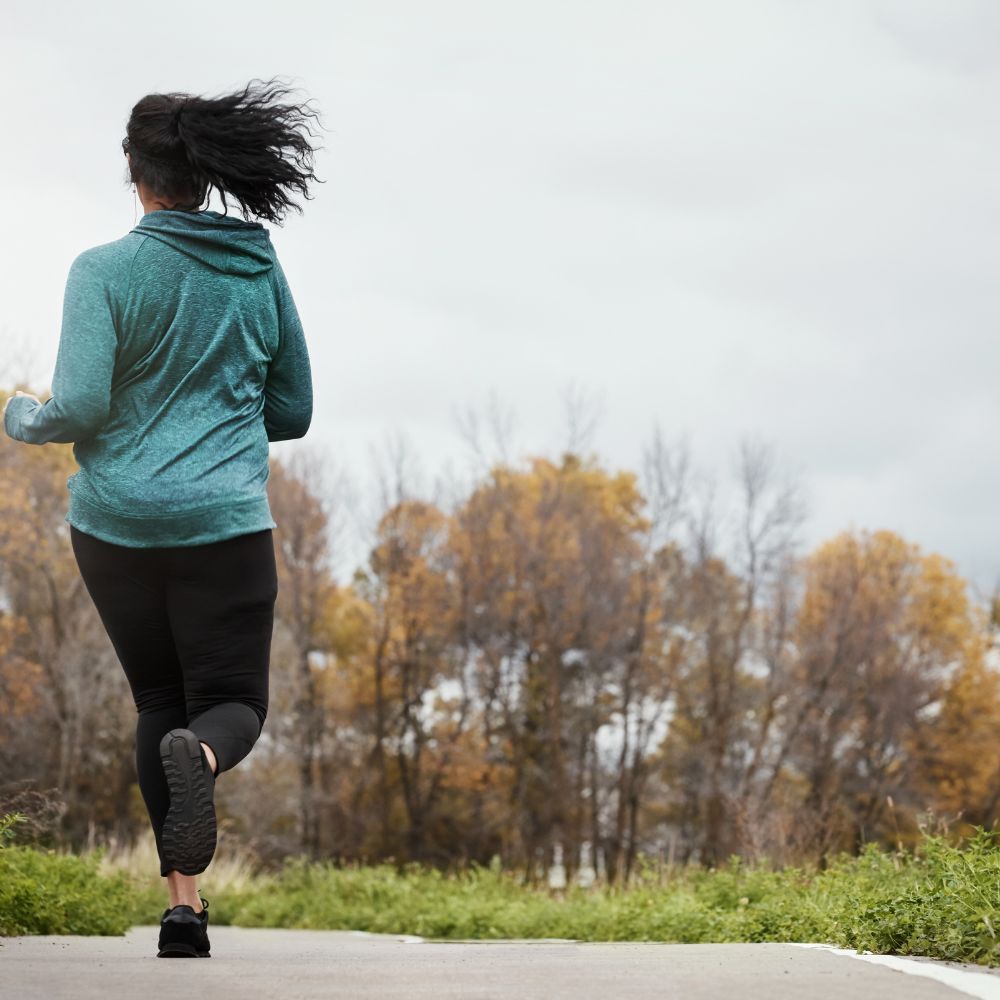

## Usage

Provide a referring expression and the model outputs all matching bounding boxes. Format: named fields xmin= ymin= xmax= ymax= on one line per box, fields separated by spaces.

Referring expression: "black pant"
xmin=70 ymin=525 xmax=278 ymax=876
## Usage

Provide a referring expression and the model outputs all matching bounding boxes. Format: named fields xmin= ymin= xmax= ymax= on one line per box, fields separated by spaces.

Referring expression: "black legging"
xmin=70 ymin=525 xmax=278 ymax=876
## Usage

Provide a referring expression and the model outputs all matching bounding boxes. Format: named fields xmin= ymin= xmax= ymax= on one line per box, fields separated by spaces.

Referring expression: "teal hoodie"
xmin=3 ymin=209 xmax=313 ymax=547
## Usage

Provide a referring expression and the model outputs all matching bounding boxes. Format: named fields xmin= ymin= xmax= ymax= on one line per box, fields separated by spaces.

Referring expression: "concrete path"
xmin=4 ymin=926 xmax=1000 ymax=999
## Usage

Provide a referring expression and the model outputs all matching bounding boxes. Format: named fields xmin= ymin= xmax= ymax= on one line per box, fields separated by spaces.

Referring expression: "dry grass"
xmin=92 ymin=825 xmax=265 ymax=903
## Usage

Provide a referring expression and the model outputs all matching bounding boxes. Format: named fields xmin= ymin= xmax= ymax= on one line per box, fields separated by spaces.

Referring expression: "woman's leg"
xmin=71 ymin=525 xmax=276 ymax=894
xmin=69 ymin=526 xmax=205 ymax=891
xmin=164 ymin=528 xmax=278 ymax=773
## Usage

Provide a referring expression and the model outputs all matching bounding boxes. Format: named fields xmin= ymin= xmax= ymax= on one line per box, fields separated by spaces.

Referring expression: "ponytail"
xmin=123 ymin=76 xmax=325 ymax=224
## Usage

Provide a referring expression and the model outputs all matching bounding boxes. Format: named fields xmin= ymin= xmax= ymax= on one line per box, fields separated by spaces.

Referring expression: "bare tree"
xmin=267 ymin=449 xmax=340 ymax=855
xmin=601 ymin=427 xmax=690 ymax=884
xmin=665 ymin=437 xmax=805 ymax=864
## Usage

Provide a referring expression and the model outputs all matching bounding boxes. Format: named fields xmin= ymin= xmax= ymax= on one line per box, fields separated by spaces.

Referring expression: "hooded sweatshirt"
xmin=2 ymin=209 xmax=313 ymax=547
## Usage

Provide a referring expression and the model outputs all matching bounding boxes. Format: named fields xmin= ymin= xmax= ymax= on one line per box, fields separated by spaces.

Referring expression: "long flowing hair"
xmin=123 ymin=76 xmax=325 ymax=224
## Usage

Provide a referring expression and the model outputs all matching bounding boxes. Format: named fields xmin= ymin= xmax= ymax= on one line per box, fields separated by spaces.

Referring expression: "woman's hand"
xmin=3 ymin=390 xmax=41 ymax=418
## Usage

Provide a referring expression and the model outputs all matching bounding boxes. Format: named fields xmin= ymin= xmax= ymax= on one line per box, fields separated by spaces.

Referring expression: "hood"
xmin=131 ymin=209 xmax=274 ymax=276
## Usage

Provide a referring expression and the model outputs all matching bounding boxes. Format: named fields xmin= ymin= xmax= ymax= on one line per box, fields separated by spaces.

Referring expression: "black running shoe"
xmin=159 ymin=728 xmax=217 ymax=875
xmin=157 ymin=898 xmax=211 ymax=957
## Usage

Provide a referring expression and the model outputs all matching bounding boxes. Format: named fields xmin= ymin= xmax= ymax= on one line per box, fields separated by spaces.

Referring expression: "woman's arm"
xmin=263 ymin=251 xmax=313 ymax=442
xmin=3 ymin=250 xmax=118 ymax=445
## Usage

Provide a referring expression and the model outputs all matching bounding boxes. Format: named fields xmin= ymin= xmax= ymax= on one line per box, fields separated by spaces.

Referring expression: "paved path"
xmin=4 ymin=927 xmax=1000 ymax=999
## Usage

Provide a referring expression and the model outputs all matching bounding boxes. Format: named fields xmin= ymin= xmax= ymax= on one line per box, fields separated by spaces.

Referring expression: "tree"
xmin=913 ymin=632 xmax=1000 ymax=834
xmin=266 ymin=450 xmax=339 ymax=855
xmin=359 ymin=498 xmax=470 ymax=861
xmin=0 ymin=392 xmax=135 ymax=846
xmin=657 ymin=439 xmax=803 ymax=865
xmin=452 ymin=452 xmax=653 ymax=878
xmin=786 ymin=530 xmax=977 ymax=856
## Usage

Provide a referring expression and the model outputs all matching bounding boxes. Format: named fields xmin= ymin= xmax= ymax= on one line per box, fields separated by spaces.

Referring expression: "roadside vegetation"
xmin=5 ymin=812 xmax=1000 ymax=967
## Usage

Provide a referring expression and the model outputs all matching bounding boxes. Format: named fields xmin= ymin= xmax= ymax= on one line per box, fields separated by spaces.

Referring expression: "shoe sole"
xmin=159 ymin=728 xmax=217 ymax=875
xmin=157 ymin=943 xmax=211 ymax=958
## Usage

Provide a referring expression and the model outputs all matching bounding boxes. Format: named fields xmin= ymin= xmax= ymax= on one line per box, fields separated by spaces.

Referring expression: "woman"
xmin=2 ymin=77 xmax=322 ymax=958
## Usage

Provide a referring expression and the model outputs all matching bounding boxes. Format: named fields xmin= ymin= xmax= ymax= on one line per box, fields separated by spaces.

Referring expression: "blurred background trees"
xmin=1 ymin=386 xmax=996 ymax=881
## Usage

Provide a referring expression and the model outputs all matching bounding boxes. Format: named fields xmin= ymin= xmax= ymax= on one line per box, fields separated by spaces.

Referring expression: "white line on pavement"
xmin=793 ymin=943 xmax=1000 ymax=999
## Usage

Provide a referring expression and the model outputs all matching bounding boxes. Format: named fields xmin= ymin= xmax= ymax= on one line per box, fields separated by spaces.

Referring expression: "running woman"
xmin=3 ymin=76 xmax=323 ymax=958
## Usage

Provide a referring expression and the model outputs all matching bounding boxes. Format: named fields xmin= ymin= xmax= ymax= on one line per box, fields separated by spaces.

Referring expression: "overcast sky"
xmin=2 ymin=1 xmax=998 ymax=591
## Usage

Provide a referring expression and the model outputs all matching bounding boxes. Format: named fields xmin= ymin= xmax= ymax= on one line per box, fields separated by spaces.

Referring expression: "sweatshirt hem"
xmin=66 ymin=490 xmax=277 ymax=548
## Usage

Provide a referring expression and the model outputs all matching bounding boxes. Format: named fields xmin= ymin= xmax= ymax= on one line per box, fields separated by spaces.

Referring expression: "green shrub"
xmin=835 ymin=830 xmax=1000 ymax=964
xmin=0 ymin=812 xmax=134 ymax=936
xmin=0 ymin=845 xmax=133 ymax=936
xmin=11 ymin=807 xmax=1000 ymax=966
xmin=218 ymin=829 xmax=1000 ymax=965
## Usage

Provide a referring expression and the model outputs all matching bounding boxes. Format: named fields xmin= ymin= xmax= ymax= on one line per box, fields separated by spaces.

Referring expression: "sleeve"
xmin=3 ymin=251 xmax=119 ymax=445
xmin=263 ymin=251 xmax=313 ymax=442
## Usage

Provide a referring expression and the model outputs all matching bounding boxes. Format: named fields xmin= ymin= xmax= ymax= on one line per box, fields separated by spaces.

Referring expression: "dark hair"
xmin=122 ymin=76 xmax=326 ymax=224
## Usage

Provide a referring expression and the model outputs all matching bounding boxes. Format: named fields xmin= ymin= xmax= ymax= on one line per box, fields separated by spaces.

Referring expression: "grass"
xmin=0 ymin=813 xmax=134 ymax=936
xmin=6 ymin=812 xmax=1000 ymax=966
xmin=94 ymin=824 xmax=262 ymax=927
